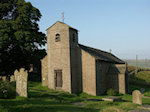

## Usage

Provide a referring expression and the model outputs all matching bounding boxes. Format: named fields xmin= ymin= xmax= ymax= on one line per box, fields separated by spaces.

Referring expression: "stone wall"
xmin=96 ymin=61 xmax=110 ymax=95
xmin=118 ymin=74 xmax=126 ymax=94
xmin=81 ymin=49 xmax=96 ymax=96
xmin=69 ymin=28 xmax=78 ymax=93
xmin=106 ymin=64 xmax=128 ymax=94
xmin=41 ymin=55 xmax=48 ymax=86
xmin=106 ymin=64 xmax=119 ymax=92
xmin=116 ymin=64 xmax=128 ymax=94
xmin=106 ymin=74 xmax=119 ymax=92
xmin=76 ymin=47 xmax=82 ymax=93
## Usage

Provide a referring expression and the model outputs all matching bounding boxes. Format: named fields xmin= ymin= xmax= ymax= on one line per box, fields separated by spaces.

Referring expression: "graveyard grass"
xmin=0 ymin=81 xmax=150 ymax=112
xmin=130 ymin=85 xmax=150 ymax=97
xmin=129 ymin=70 xmax=150 ymax=97
xmin=130 ymin=71 xmax=150 ymax=83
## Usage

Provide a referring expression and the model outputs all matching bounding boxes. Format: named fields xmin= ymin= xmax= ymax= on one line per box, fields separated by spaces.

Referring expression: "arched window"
xmin=55 ymin=34 xmax=60 ymax=42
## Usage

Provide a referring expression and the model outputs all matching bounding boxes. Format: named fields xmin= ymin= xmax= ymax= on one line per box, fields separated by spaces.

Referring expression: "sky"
xmin=25 ymin=0 xmax=150 ymax=60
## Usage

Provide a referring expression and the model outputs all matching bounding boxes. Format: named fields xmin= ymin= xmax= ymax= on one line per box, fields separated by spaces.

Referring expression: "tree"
xmin=0 ymin=0 xmax=46 ymax=75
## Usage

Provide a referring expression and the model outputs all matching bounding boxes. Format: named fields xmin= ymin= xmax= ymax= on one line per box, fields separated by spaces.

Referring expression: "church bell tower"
xmin=46 ymin=21 xmax=78 ymax=93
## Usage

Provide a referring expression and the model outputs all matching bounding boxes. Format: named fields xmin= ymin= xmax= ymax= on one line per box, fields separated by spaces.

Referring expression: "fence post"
xmin=135 ymin=55 xmax=138 ymax=75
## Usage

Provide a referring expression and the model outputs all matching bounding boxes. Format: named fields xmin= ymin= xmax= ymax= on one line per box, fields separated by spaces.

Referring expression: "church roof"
xmin=46 ymin=21 xmax=78 ymax=31
xmin=79 ymin=44 xmax=125 ymax=64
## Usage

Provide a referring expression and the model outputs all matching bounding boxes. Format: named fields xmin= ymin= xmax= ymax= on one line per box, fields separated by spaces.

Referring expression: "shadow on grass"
xmin=28 ymin=90 xmax=84 ymax=103
xmin=129 ymin=71 xmax=150 ymax=88
xmin=0 ymin=98 xmax=99 ymax=112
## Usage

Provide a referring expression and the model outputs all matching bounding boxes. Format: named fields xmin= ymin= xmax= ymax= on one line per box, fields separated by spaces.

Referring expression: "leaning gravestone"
xmin=132 ymin=90 xmax=142 ymax=105
xmin=16 ymin=68 xmax=28 ymax=98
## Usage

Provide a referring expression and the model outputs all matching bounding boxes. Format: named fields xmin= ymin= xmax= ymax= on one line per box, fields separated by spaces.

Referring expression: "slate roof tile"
xmin=79 ymin=44 xmax=125 ymax=64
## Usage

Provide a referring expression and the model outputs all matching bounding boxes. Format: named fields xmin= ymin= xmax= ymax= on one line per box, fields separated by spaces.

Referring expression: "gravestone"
xmin=102 ymin=96 xmax=122 ymax=102
xmin=0 ymin=76 xmax=7 ymax=81
xmin=132 ymin=90 xmax=142 ymax=105
xmin=16 ymin=68 xmax=28 ymax=98
xmin=3 ymin=76 xmax=6 ymax=81
xmin=14 ymin=69 xmax=19 ymax=81
xmin=10 ymin=75 xmax=15 ymax=82
xmin=140 ymin=88 xmax=145 ymax=95
xmin=0 ymin=76 xmax=2 ymax=81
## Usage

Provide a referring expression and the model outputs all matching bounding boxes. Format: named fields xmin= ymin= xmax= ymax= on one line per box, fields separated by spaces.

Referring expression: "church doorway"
xmin=55 ymin=70 xmax=62 ymax=90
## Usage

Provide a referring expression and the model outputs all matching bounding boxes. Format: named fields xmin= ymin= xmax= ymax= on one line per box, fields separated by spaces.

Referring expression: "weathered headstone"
xmin=132 ymin=90 xmax=142 ymax=105
xmin=14 ymin=69 xmax=19 ymax=81
xmin=16 ymin=68 xmax=28 ymax=98
xmin=2 ymin=76 xmax=7 ymax=81
xmin=10 ymin=75 xmax=15 ymax=82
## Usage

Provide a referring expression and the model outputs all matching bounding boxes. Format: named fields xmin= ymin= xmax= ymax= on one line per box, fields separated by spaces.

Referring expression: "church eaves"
xmin=79 ymin=44 xmax=125 ymax=64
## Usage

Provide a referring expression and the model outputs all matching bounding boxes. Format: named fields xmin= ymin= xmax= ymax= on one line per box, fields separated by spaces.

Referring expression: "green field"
xmin=125 ymin=59 xmax=150 ymax=69
xmin=0 ymin=81 xmax=150 ymax=112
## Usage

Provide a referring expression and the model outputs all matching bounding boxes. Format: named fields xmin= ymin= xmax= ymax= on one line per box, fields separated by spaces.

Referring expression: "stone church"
xmin=41 ymin=21 xmax=129 ymax=96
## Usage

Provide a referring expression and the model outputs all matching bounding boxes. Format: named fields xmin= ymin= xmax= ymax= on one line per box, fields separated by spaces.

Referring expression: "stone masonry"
xmin=41 ymin=55 xmax=48 ymax=86
xmin=16 ymin=68 xmax=28 ymax=98
xmin=41 ymin=21 xmax=128 ymax=96
xmin=0 ymin=76 xmax=7 ymax=82
xmin=10 ymin=75 xmax=15 ymax=82
xmin=132 ymin=90 xmax=142 ymax=105
xmin=14 ymin=69 xmax=19 ymax=81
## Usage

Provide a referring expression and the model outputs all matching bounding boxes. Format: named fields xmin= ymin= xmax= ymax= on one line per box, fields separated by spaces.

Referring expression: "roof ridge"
xmin=46 ymin=21 xmax=78 ymax=31
xmin=78 ymin=44 xmax=125 ymax=64
xmin=79 ymin=44 xmax=109 ymax=54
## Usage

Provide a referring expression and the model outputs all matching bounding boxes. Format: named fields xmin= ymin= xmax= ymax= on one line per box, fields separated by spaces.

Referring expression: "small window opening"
xmin=55 ymin=34 xmax=60 ymax=42
xmin=73 ymin=34 xmax=75 ymax=42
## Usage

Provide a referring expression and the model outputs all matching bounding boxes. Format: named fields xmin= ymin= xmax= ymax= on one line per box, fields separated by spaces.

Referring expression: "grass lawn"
xmin=129 ymin=85 xmax=150 ymax=97
xmin=0 ymin=81 xmax=150 ymax=112
xmin=129 ymin=70 xmax=150 ymax=97
xmin=129 ymin=71 xmax=150 ymax=83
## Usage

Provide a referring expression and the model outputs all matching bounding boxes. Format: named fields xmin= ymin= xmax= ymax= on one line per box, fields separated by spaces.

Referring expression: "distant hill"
xmin=124 ymin=59 xmax=150 ymax=69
